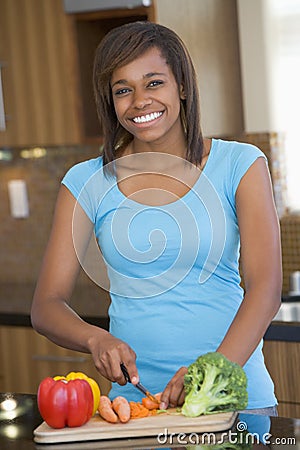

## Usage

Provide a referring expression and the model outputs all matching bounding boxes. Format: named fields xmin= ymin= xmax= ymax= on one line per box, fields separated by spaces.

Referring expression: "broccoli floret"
xmin=181 ymin=352 xmax=248 ymax=417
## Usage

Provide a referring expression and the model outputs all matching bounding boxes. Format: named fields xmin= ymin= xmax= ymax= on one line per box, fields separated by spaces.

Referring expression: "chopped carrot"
xmin=142 ymin=396 xmax=160 ymax=410
xmin=129 ymin=400 xmax=159 ymax=419
xmin=129 ymin=401 xmax=150 ymax=418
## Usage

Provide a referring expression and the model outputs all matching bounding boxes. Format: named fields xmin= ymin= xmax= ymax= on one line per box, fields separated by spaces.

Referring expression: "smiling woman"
xmin=31 ymin=21 xmax=282 ymax=416
xmin=110 ymin=47 xmax=184 ymax=156
xmin=93 ymin=21 xmax=203 ymax=169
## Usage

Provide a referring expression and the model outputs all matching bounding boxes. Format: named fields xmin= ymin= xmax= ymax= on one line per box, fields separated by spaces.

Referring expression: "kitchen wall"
xmin=280 ymin=215 xmax=300 ymax=295
xmin=236 ymin=0 xmax=300 ymax=294
xmin=232 ymin=131 xmax=297 ymax=295
xmin=0 ymin=145 xmax=110 ymax=317
xmin=0 ymin=146 xmax=98 ymax=284
xmin=155 ymin=0 xmax=244 ymax=138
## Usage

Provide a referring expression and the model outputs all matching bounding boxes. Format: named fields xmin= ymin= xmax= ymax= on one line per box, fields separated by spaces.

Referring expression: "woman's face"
xmin=110 ymin=47 xmax=185 ymax=147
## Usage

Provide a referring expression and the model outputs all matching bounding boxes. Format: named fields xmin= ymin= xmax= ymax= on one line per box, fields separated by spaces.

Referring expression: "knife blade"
xmin=120 ymin=363 xmax=158 ymax=404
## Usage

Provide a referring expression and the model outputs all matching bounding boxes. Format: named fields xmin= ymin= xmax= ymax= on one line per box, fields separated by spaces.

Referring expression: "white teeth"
xmin=133 ymin=111 xmax=162 ymax=123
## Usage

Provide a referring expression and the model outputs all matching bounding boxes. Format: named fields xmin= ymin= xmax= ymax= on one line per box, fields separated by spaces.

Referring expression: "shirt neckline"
xmin=114 ymin=139 xmax=216 ymax=208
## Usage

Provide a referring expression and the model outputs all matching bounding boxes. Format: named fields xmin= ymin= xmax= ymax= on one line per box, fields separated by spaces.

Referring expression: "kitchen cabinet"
xmin=67 ymin=3 xmax=156 ymax=142
xmin=0 ymin=0 xmax=156 ymax=147
xmin=0 ymin=0 xmax=81 ymax=147
xmin=0 ymin=0 xmax=244 ymax=148
xmin=0 ymin=325 xmax=111 ymax=396
xmin=263 ymin=340 xmax=300 ymax=418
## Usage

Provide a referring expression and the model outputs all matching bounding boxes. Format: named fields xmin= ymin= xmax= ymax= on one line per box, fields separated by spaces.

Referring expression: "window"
xmin=273 ymin=0 xmax=300 ymax=212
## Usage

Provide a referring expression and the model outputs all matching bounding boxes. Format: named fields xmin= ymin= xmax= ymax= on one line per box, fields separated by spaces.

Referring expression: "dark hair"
xmin=93 ymin=21 xmax=203 ymax=168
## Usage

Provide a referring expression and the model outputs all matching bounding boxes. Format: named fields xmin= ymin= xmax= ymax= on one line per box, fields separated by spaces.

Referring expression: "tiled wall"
xmin=0 ymin=145 xmax=110 ymax=316
xmin=237 ymin=132 xmax=298 ymax=295
xmin=214 ymin=131 xmax=298 ymax=294
xmin=279 ymin=215 xmax=300 ymax=294
xmin=0 ymin=146 xmax=102 ymax=283
xmin=241 ymin=132 xmax=288 ymax=219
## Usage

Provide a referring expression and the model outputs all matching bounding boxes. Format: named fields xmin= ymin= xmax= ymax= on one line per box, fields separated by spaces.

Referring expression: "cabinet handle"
xmin=0 ymin=63 xmax=6 ymax=131
xmin=32 ymin=354 xmax=87 ymax=363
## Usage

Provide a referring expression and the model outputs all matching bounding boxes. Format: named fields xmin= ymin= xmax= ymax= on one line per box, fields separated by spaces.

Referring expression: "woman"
xmin=31 ymin=21 xmax=282 ymax=415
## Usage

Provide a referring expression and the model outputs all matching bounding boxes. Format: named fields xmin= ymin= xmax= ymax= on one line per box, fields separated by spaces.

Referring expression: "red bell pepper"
xmin=37 ymin=377 xmax=93 ymax=428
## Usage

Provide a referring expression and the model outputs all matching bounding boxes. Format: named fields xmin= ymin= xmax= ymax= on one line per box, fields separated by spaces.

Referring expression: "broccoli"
xmin=181 ymin=352 xmax=248 ymax=417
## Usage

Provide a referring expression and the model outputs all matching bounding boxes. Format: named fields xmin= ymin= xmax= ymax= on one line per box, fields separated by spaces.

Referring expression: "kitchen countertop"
xmin=1 ymin=312 xmax=299 ymax=342
xmin=0 ymin=312 xmax=110 ymax=330
xmin=0 ymin=281 xmax=110 ymax=317
xmin=0 ymin=393 xmax=299 ymax=449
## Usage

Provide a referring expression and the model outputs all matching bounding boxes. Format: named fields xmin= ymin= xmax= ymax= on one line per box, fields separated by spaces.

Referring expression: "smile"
xmin=132 ymin=111 xmax=163 ymax=124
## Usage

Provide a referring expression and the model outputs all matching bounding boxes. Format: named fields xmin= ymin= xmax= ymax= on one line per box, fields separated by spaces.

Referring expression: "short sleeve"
xmin=229 ymin=142 xmax=268 ymax=197
xmin=61 ymin=157 xmax=105 ymax=223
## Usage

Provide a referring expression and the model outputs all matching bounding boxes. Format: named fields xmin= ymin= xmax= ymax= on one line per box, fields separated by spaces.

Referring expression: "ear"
xmin=180 ymin=84 xmax=186 ymax=100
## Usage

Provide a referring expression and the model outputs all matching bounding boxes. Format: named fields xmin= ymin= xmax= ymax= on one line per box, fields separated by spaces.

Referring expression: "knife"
xmin=120 ymin=363 xmax=158 ymax=403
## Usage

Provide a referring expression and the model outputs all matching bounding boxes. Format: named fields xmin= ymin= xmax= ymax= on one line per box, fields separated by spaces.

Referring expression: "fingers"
xmin=89 ymin=332 xmax=138 ymax=385
xmin=123 ymin=360 xmax=140 ymax=385
xmin=160 ymin=366 xmax=188 ymax=410
xmin=101 ymin=347 xmax=137 ymax=385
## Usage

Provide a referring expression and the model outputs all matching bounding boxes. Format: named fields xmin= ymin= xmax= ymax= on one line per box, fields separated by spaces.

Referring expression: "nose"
xmin=132 ymin=88 xmax=152 ymax=109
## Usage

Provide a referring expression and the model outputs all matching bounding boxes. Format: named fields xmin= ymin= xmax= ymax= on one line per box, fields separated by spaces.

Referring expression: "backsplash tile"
xmin=280 ymin=214 xmax=300 ymax=295
xmin=0 ymin=145 xmax=101 ymax=283
xmin=240 ymin=132 xmax=296 ymax=294
xmin=218 ymin=132 xmax=295 ymax=295
xmin=0 ymin=145 xmax=110 ymax=316
xmin=240 ymin=132 xmax=288 ymax=219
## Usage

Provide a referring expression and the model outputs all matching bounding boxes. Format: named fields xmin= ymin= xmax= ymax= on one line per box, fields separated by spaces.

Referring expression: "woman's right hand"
xmin=31 ymin=186 xmax=138 ymax=387
xmin=88 ymin=330 xmax=139 ymax=385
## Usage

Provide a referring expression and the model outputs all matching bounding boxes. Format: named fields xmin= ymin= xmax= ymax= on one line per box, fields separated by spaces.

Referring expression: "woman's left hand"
xmin=159 ymin=366 xmax=188 ymax=410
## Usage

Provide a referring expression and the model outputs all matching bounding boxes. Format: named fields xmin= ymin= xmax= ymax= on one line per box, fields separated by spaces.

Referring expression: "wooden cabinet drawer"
xmin=263 ymin=340 xmax=300 ymax=418
xmin=0 ymin=0 xmax=81 ymax=147
xmin=0 ymin=326 xmax=110 ymax=395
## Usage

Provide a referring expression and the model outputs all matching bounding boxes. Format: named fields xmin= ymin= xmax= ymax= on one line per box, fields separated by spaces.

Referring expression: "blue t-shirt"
xmin=62 ymin=139 xmax=277 ymax=409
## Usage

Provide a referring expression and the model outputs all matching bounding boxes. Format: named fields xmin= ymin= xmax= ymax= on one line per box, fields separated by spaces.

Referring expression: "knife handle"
xmin=120 ymin=363 xmax=131 ymax=383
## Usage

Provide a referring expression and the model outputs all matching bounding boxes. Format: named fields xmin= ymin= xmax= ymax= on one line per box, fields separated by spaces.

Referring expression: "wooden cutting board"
xmin=33 ymin=410 xmax=237 ymax=444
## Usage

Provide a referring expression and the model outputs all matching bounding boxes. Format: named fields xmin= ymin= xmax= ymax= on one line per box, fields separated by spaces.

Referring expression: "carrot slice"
xmin=98 ymin=396 xmax=118 ymax=423
xmin=112 ymin=396 xmax=131 ymax=423
xmin=142 ymin=396 xmax=159 ymax=410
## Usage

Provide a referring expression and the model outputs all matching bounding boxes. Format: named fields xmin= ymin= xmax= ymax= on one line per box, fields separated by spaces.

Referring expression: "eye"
xmin=148 ymin=80 xmax=164 ymax=88
xmin=113 ymin=87 xmax=131 ymax=96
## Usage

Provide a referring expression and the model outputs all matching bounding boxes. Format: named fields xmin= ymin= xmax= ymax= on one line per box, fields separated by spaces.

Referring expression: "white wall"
xmin=237 ymin=0 xmax=281 ymax=132
xmin=156 ymin=0 xmax=244 ymax=137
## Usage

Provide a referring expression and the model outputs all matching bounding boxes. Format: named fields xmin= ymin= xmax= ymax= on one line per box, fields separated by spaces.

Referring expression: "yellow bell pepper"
xmin=54 ymin=371 xmax=100 ymax=416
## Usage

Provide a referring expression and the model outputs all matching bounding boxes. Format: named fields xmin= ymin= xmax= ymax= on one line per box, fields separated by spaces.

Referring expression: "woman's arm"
xmin=159 ymin=156 xmax=282 ymax=410
xmin=31 ymin=185 xmax=138 ymax=384
xmin=216 ymin=157 xmax=282 ymax=365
